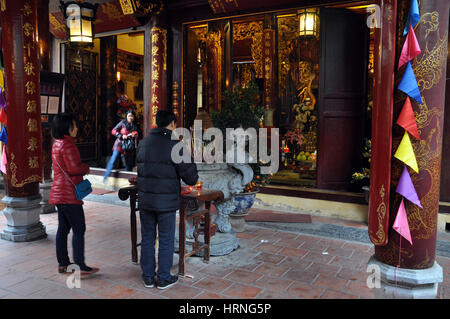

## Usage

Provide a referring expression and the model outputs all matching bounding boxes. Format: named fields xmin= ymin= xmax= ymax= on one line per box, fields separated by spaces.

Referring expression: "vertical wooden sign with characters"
xmin=149 ymin=27 xmax=167 ymax=130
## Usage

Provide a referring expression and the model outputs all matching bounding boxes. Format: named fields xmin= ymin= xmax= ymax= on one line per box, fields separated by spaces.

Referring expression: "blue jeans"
xmin=139 ymin=209 xmax=176 ymax=281
xmin=103 ymin=150 xmax=133 ymax=182
xmin=56 ymin=204 xmax=87 ymax=268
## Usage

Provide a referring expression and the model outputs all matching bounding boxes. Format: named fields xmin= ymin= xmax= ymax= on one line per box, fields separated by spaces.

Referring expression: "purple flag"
xmin=0 ymin=87 xmax=6 ymax=110
xmin=396 ymin=165 xmax=422 ymax=208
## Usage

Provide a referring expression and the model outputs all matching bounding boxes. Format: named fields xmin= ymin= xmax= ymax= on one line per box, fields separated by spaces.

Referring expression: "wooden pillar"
xmin=99 ymin=36 xmax=117 ymax=161
xmin=375 ymin=0 xmax=450 ymax=269
xmin=37 ymin=0 xmax=55 ymax=214
xmin=0 ymin=0 xmax=46 ymax=241
xmin=145 ymin=11 xmax=168 ymax=136
xmin=368 ymin=0 xmax=397 ymax=247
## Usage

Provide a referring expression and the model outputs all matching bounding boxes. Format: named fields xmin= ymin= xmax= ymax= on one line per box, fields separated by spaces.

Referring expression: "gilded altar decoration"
xmin=206 ymin=30 xmax=223 ymax=111
xmin=277 ymin=14 xmax=298 ymax=95
xmin=233 ymin=21 xmax=263 ymax=78
xmin=1 ymin=0 xmax=5 ymax=12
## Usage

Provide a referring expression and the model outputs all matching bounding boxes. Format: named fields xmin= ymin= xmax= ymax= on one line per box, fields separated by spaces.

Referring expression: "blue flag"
xmin=398 ymin=62 xmax=422 ymax=104
xmin=0 ymin=126 xmax=7 ymax=145
xmin=403 ymin=0 xmax=420 ymax=36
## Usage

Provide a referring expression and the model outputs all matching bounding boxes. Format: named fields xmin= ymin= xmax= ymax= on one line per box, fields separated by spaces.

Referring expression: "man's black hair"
xmin=51 ymin=112 xmax=75 ymax=139
xmin=156 ymin=109 xmax=176 ymax=128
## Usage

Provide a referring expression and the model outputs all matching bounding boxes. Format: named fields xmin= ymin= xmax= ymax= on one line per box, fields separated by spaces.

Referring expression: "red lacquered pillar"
xmin=0 ymin=0 xmax=46 ymax=241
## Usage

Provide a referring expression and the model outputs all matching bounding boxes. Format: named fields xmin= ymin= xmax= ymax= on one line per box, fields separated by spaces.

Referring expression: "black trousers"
xmin=56 ymin=204 xmax=87 ymax=268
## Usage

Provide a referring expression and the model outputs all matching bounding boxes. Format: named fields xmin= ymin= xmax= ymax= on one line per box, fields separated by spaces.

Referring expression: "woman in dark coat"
xmin=50 ymin=113 xmax=99 ymax=276
xmin=103 ymin=110 xmax=139 ymax=182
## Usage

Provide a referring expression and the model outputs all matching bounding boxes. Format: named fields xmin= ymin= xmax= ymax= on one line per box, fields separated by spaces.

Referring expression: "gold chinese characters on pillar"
xmin=0 ymin=0 xmax=43 ymax=187
xmin=150 ymin=26 xmax=167 ymax=129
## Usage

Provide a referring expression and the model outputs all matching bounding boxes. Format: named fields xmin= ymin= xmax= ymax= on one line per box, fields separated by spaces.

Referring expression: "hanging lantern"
xmin=297 ymin=8 xmax=320 ymax=38
xmin=60 ymin=1 xmax=99 ymax=45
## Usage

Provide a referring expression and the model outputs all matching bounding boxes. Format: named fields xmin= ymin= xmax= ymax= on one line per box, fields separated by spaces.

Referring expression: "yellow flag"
xmin=394 ymin=131 xmax=419 ymax=173
xmin=0 ymin=70 xmax=3 ymax=89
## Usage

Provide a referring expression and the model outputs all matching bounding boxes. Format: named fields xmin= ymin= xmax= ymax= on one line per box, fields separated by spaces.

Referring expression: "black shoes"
xmin=157 ymin=275 xmax=178 ymax=290
xmin=142 ymin=276 xmax=155 ymax=288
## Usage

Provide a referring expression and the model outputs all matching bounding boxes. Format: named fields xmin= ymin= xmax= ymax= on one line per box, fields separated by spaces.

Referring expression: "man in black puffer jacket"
xmin=136 ymin=110 xmax=198 ymax=290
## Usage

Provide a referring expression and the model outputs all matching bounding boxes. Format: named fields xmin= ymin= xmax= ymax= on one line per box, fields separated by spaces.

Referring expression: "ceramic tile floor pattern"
xmin=0 ymin=199 xmax=448 ymax=299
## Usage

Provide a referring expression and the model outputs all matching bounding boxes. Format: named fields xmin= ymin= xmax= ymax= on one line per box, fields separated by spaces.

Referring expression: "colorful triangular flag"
xmin=394 ymin=131 xmax=419 ymax=173
xmin=403 ymin=0 xmax=420 ymax=36
xmin=0 ymin=108 xmax=7 ymax=125
xmin=0 ymin=144 xmax=6 ymax=175
xmin=0 ymin=126 xmax=7 ymax=145
xmin=396 ymin=97 xmax=420 ymax=140
xmin=0 ymin=87 xmax=5 ymax=110
xmin=393 ymin=198 xmax=413 ymax=245
xmin=398 ymin=62 xmax=422 ymax=104
xmin=396 ymin=165 xmax=422 ymax=208
xmin=398 ymin=25 xmax=421 ymax=69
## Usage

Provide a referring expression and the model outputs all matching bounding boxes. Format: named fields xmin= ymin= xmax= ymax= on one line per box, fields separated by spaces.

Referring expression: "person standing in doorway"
xmin=136 ymin=110 xmax=198 ymax=289
xmin=50 ymin=113 xmax=99 ymax=276
xmin=103 ymin=110 xmax=139 ymax=182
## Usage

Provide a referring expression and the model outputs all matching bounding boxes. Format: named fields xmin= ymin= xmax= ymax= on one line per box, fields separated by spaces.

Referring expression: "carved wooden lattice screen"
xmin=65 ymin=47 xmax=98 ymax=161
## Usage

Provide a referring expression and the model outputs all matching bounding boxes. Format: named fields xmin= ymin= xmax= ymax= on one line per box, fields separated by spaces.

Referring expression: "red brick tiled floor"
xmin=0 ymin=199 xmax=448 ymax=299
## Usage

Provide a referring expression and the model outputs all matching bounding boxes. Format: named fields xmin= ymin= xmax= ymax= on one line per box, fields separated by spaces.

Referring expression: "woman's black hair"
xmin=123 ymin=110 xmax=138 ymax=132
xmin=51 ymin=112 xmax=75 ymax=139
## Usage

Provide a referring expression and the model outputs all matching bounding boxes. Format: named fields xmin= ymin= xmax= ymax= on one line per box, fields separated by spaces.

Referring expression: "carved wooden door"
xmin=316 ymin=8 xmax=369 ymax=190
xmin=65 ymin=47 xmax=98 ymax=162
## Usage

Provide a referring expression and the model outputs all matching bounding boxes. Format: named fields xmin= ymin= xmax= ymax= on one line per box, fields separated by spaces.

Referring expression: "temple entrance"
xmin=63 ymin=32 xmax=144 ymax=171
xmin=182 ymin=4 xmax=375 ymax=193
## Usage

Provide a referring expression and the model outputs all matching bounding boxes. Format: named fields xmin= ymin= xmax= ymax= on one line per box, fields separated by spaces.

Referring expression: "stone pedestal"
xmin=368 ymin=256 xmax=443 ymax=299
xmin=40 ymin=179 xmax=56 ymax=214
xmin=1 ymin=195 xmax=47 ymax=242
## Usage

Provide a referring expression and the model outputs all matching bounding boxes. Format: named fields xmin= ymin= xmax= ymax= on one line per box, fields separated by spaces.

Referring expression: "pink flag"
xmin=0 ymin=144 xmax=7 ymax=174
xmin=396 ymin=165 xmax=422 ymax=208
xmin=398 ymin=25 xmax=421 ymax=69
xmin=393 ymin=199 xmax=413 ymax=245
xmin=396 ymin=97 xmax=420 ymax=140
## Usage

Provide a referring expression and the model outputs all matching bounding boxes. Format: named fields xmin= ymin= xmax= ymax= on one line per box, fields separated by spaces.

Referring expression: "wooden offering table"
xmin=178 ymin=189 xmax=224 ymax=276
xmin=118 ymin=183 xmax=224 ymax=276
